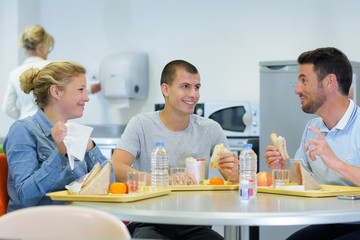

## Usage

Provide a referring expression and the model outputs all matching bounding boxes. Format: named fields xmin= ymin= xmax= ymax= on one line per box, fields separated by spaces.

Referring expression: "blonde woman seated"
xmin=3 ymin=61 xmax=113 ymax=212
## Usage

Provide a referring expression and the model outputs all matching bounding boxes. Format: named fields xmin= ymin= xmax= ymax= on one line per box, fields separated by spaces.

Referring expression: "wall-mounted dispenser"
xmin=99 ymin=52 xmax=149 ymax=108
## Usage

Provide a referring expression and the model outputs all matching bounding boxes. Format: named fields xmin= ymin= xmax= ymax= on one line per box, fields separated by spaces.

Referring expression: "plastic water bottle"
xmin=151 ymin=142 xmax=169 ymax=191
xmin=239 ymin=143 xmax=257 ymax=200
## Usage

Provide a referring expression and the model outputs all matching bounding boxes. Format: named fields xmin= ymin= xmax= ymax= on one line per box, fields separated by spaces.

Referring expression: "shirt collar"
xmin=23 ymin=56 xmax=45 ymax=65
xmin=320 ymin=99 xmax=354 ymax=132
xmin=34 ymin=109 xmax=54 ymax=137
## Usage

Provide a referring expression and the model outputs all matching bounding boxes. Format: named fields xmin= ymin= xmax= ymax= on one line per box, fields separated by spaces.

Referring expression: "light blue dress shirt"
xmin=4 ymin=109 xmax=114 ymax=212
xmin=295 ymin=100 xmax=360 ymax=186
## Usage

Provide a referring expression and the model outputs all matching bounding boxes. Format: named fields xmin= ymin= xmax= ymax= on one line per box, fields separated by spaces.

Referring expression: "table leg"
xmin=240 ymin=226 xmax=250 ymax=240
xmin=224 ymin=226 xmax=252 ymax=240
xmin=224 ymin=226 xmax=238 ymax=240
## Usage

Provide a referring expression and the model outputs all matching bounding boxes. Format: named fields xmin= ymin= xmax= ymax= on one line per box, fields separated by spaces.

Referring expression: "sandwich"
xmin=270 ymin=133 xmax=290 ymax=161
xmin=295 ymin=162 xmax=321 ymax=190
xmin=66 ymin=161 xmax=111 ymax=195
xmin=79 ymin=162 xmax=111 ymax=195
xmin=210 ymin=144 xmax=229 ymax=169
xmin=82 ymin=162 xmax=101 ymax=187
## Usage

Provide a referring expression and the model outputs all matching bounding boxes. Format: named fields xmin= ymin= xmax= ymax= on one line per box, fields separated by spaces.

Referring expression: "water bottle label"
xmin=248 ymin=179 xmax=254 ymax=196
xmin=240 ymin=188 xmax=249 ymax=199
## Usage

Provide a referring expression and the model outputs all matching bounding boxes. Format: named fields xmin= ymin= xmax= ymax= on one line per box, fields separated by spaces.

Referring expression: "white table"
xmin=70 ymin=191 xmax=360 ymax=239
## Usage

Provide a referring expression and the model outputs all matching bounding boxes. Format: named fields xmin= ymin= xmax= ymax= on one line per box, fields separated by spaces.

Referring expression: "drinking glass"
xmin=127 ymin=172 xmax=147 ymax=194
xmin=170 ymin=167 xmax=188 ymax=185
xmin=272 ymin=169 xmax=290 ymax=187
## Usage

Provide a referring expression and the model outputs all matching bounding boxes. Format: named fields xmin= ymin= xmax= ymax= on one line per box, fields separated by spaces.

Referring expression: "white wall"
xmin=2 ymin=0 xmax=360 ymax=133
xmin=1 ymin=1 xmax=359 ymax=238
xmin=0 ymin=0 xmax=18 ymax=137
xmin=17 ymin=0 xmax=41 ymax=63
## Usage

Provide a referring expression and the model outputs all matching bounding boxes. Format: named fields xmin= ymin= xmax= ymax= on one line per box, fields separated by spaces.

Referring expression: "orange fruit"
xmin=257 ymin=171 xmax=272 ymax=186
xmin=209 ymin=177 xmax=224 ymax=185
xmin=110 ymin=182 xmax=128 ymax=194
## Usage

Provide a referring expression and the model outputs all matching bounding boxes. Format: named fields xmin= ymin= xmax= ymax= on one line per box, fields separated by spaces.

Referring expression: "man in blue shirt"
xmin=264 ymin=47 xmax=360 ymax=239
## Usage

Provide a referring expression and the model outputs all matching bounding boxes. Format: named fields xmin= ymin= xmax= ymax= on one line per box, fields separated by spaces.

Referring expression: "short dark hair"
xmin=297 ymin=47 xmax=352 ymax=95
xmin=160 ymin=60 xmax=199 ymax=86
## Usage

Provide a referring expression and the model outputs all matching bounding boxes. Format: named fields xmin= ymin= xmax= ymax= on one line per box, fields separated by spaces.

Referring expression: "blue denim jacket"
xmin=4 ymin=109 xmax=114 ymax=212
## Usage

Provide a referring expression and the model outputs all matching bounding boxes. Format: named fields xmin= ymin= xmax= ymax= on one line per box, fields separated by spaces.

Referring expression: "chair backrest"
xmin=0 ymin=153 xmax=9 ymax=216
xmin=0 ymin=205 xmax=131 ymax=239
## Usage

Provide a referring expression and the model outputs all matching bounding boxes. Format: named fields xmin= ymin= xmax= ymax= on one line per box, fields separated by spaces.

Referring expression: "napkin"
xmin=63 ymin=123 xmax=93 ymax=170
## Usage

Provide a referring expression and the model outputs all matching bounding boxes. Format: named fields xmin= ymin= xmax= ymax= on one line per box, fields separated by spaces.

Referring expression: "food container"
xmin=186 ymin=158 xmax=206 ymax=185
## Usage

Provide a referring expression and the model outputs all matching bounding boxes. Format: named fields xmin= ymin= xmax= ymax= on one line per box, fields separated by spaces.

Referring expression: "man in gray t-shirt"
xmin=112 ymin=60 xmax=239 ymax=240
xmin=116 ymin=111 xmax=229 ymax=180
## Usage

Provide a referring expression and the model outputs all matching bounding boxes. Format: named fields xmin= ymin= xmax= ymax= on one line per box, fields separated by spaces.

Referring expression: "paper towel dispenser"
xmin=100 ymin=53 xmax=149 ymax=99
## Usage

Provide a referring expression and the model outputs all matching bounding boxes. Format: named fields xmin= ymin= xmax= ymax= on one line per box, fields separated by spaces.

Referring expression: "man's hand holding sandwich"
xmin=210 ymin=144 xmax=239 ymax=182
xmin=264 ymin=133 xmax=290 ymax=169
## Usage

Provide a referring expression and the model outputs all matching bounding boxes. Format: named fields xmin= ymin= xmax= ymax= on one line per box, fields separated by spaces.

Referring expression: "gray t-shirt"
xmin=116 ymin=111 xmax=229 ymax=178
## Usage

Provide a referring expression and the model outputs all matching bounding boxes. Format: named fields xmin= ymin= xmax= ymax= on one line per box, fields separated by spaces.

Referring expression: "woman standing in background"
xmin=2 ymin=25 xmax=54 ymax=119
xmin=2 ymin=25 xmax=101 ymax=120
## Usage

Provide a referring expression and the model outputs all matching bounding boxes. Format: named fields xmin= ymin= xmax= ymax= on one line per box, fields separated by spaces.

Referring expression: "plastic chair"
xmin=0 ymin=153 xmax=9 ymax=216
xmin=0 ymin=205 xmax=131 ymax=239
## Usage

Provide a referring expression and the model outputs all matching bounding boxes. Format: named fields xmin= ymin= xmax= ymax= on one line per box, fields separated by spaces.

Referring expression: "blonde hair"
xmin=20 ymin=61 xmax=86 ymax=108
xmin=19 ymin=25 xmax=54 ymax=52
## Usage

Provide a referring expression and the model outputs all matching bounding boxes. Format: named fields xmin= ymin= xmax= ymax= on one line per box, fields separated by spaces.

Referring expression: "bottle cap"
xmin=156 ymin=142 xmax=164 ymax=147
xmin=244 ymin=143 xmax=253 ymax=148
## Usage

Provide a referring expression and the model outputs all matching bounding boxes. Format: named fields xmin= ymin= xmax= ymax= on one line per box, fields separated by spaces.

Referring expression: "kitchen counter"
xmin=88 ymin=124 xmax=126 ymax=159
xmin=88 ymin=124 xmax=126 ymax=138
